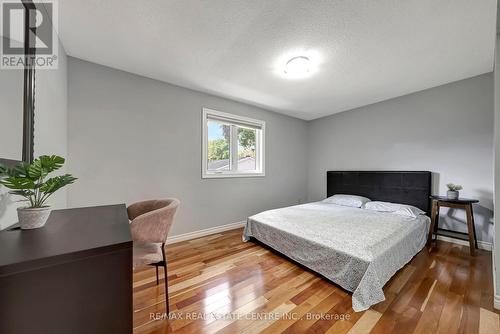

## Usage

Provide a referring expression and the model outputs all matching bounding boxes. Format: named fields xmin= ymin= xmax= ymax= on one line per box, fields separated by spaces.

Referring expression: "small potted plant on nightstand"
xmin=446 ymin=183 xmax=462 ymax=200
xmin=0 ymin=155 xmax=77 ymax=229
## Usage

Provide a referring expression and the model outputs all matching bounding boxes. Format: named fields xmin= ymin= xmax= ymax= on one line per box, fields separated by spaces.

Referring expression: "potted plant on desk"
xmin=0 ymin=155 xmax=77 ymax=229
xmin=446 ymin=183 xmax=463 ymax=200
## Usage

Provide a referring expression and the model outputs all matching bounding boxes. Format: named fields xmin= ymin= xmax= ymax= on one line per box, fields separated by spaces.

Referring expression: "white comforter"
xmin=242 ymin=202 xmax=430 ymax=311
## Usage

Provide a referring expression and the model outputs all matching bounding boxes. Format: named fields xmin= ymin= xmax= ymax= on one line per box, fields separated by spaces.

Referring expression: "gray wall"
xmin=67 ymin=57 xmax=308 ymax=236
xmin=493 ymin=34 xmax=500 ymax=302
xmin=308 ymin=74 xmax=494 ymax=242
xmin=34 ymin=34 xmax=69 ymax=213
xmin=0 ymin=35 xmax=68 ymax=230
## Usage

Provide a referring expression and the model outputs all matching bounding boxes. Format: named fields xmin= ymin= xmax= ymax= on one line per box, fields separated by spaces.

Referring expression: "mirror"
xmin=0 ymin=36 xmax=24 ymax=163
xmin=0 ymin=4 xmax=35 ymax=167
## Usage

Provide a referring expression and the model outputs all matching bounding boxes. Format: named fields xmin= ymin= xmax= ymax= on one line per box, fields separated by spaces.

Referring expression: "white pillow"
xmin=322 ymin=194 xmax=371 ymax=208
xmin=363 ymin=201 xmax=425 ymax=218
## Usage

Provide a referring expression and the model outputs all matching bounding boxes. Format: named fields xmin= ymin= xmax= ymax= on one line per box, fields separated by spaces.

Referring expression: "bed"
xmin=242 ymin=171 xmax=432 ymax=311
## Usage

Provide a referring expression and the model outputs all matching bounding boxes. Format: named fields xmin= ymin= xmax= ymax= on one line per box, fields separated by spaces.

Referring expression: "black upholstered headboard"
xmin=326 ymin=171 xmax=432 ymax=216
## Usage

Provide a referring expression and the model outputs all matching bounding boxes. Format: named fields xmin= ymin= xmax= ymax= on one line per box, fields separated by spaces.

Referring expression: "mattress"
xmin=242 ymin=202 xmax=430 ymax=311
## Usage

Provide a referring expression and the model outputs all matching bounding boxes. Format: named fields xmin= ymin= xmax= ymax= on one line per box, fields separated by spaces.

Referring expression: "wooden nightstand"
xmin=428 ymin=195 xmax=479 ymax=255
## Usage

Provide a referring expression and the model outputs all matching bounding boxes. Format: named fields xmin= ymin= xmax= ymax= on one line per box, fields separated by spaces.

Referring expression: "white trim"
xmin=230 ymin=125 xmax=238 ymax=169
xmin=495 ymin=294 xmax=500 ymax=310
xmin=202 ymin=108 xmax=265 ymax=179
xmin=436 ymin=235 xmax=492 ymax=251
xmin=203 ymin=108 xmax=265 ymax=128
xmin=202 ymin=171 xmax=266 ymax=179
xmin=494 ymin=245 xmax=499 ymax=310
xmin=166 ymin=221 xmax=246 ymax=245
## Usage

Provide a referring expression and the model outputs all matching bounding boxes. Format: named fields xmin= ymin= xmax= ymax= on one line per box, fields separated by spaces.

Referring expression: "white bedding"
xmin=242 ymin=202 xmax=430 ymax=311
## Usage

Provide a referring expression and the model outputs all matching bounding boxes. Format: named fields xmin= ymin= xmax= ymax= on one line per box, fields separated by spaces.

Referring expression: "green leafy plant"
xmin=208 ymin=139 xmax=230 ymax=161
xmin=446 ymin=183 xmax=463 ymax=191
xmin=238 ymin=128 xmax=255 ymax=150
xmin=0 ymin=155 xmax=76 ymax=208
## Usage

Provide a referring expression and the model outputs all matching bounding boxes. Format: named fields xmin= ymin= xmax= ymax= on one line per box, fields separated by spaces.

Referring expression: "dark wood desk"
xmin=0 ymin=204 xmax=133 ymax=334
xmin=428 ymin=196 xmax=479 ymax=255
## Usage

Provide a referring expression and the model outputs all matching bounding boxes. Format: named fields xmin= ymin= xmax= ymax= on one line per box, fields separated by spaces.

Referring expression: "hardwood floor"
xmin=133 ymin=228 xmax=500 ymax=334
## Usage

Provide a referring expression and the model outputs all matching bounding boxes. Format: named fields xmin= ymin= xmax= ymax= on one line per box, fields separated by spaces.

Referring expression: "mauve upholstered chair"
xmin=127 ymin=198 xmax=180 ymax=314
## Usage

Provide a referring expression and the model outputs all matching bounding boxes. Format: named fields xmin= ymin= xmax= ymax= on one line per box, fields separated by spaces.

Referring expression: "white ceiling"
xmin=58 ymin=0 xmax=497 ymax=120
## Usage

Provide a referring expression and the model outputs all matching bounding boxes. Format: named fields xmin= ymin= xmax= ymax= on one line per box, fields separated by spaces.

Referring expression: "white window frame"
xmin=202 ymin=108 xmax=265 ymax=178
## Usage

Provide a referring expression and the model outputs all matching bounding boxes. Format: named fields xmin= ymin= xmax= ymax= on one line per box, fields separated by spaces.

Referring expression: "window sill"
xmin=202 ymin=172 xmax=265 ymax=179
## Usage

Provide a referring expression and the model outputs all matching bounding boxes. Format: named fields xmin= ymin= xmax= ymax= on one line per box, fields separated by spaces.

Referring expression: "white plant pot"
xmin=17 ymin=206 xmax=51 ymax=229
xmin=447 ymin=190 xmax=459 ymax=200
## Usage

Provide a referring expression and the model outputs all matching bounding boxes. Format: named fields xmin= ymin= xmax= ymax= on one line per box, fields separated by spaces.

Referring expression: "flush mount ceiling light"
xmin=275 ymin=49 xmax=321 ymax=79
xmin=284 ymin=56 xmax=311 ymax=77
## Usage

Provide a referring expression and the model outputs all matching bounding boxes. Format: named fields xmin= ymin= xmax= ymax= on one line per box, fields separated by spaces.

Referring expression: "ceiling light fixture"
xmin=284 ymin=56 xmax=311 ymax=77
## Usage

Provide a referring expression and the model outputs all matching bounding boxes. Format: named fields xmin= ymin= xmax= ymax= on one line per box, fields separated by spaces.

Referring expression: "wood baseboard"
xmin=167 ymin=221 xmax=246 ymax=244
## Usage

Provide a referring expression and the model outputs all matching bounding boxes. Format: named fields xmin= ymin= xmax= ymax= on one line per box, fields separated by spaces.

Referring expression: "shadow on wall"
xmin=0 ymin=191 xmax=14 ymax=220
xmin=439 ymin=204 xmax=493 ymax=243
xmin=431 ymin=173 xmax=493 ymax=243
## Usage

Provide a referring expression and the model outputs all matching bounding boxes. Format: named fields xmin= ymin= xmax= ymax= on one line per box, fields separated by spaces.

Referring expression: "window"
xmin=202 ymin=108 xmax=265 ymax=178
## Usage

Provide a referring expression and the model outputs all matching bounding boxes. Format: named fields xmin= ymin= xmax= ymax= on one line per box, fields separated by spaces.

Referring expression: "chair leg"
xmin=161 ymin=243 xmax=170 ymax=315
xmin=164 ymin=262 xmax=169 ymax=315
xmin=155 ymin=265 xmax=159 ymax=285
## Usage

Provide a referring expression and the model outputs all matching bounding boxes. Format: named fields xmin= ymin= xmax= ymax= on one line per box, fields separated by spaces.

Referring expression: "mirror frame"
xmin=0 ymin=1 xmax=35 ymax=168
